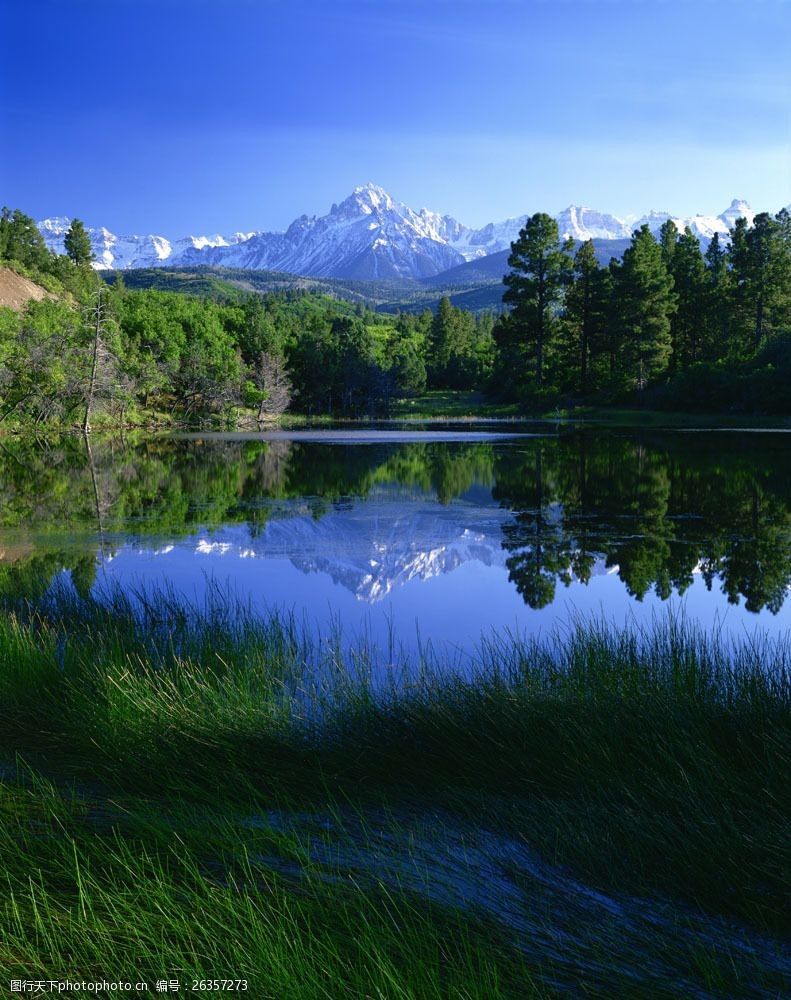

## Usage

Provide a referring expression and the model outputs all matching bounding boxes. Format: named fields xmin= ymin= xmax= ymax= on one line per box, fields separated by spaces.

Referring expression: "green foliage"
xmin=426 ymin=296 xmax=493 ymax=389
xmin=0 ymin=207 xmax=50 ymax=271
xmin=498 ymin=213 xmax=574 ymax=390
xmin=0 ymin=594 xmax=788 ymax=993
xmin=611 ymin=225 xmax=676 ymax=390
xmin=1 ymin=202 xmax=789 ymax=424
xmin=489 ymin=208 xmax=790 ymax=413
xmin=668 ymin=227 xmax=707 ymax=368
xmin=558 ymin=240 xmax=610 ymax=393
xmin=645 ymin=332 xmax=791 ymax=416
xmin=63 ymin=218 xmax=94 ymax=268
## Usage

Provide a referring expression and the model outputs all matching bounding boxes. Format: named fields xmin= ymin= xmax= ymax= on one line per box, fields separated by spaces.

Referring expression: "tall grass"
xmin=1 ymin=587 xmax=789 ymax=996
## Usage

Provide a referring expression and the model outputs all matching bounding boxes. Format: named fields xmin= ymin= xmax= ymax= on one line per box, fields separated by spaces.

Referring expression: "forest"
xmin=1 ymin=204 xmax=789 ymax=426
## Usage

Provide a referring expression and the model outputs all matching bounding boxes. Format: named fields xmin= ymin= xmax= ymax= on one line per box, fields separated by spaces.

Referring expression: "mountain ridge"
xmin=37 ymin=185 xmax=762 ymax=282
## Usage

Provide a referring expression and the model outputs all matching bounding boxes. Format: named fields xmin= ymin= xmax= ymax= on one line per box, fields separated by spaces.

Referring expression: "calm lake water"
xmin=2 ymin=426 xmax=789 ymax=655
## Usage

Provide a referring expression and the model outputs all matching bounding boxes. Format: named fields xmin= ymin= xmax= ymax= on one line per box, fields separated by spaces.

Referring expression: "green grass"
xmin=0 ymin=589 xmax=789 ymax=996
xmin=390 ymin=390 xmax=520 ymax=419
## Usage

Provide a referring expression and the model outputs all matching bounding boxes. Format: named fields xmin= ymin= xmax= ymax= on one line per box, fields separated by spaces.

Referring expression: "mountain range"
xmin=37 ymin=184 xmax=760 ymax=282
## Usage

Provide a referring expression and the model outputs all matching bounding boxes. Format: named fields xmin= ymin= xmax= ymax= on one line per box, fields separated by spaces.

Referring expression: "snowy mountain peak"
xmin=555 ymin=206 xmax=631 ymax=242
xmin=718 ymin=198 xmax=755 ymax=228
xmin=36 ymin=216 xmax=72 ymax=235
xmin=35 ymin=190 xmax=770 ymax=280
xmin=345 ymin=183 xmax=395 ymax=214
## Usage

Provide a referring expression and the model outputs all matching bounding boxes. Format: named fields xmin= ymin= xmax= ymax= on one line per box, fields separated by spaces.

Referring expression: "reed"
xmin=1 ymin=587 xmax=788 ymax=996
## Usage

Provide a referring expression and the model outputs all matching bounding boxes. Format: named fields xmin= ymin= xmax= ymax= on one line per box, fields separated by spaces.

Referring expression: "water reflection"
xmin=0 ymin=430 xmax=789 ymax=621
xmin=493 ymin=434 xmax=791 ymax=613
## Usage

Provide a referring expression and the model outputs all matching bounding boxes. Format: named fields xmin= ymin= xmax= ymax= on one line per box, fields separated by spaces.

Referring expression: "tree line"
xmin=0 ymin=207 xmax=495 ymax=426
xmin=493 ymin=209 xmax=790 ymax=410
xmin=1 ymin=202 xmax=789 ymax=423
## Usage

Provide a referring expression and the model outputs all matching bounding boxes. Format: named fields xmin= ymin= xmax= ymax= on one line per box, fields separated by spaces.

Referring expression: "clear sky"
xmin=2 ymin=0 xmax=789 ymax=236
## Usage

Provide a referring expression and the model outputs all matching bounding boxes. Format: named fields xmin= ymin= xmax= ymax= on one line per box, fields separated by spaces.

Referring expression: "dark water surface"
xmin=2 ymin=426 xmax=789 ymax=653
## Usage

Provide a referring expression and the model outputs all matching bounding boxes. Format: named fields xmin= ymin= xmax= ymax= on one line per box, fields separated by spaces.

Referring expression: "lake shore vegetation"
xmin=1 ymin=587 xmax=789 ymax=996
xmin=1 ymin=204 xmax=789 ymax=430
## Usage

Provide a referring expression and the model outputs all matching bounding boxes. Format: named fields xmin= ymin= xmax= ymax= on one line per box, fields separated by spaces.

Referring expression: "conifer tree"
xmin=726 ymin=212 xmax=790 ymax=354
xmin=670 ymin=227 xmax=707 ymax=367
xmin=501 ymin=213 xmax=573 ymax=387
xmin=562 ymin=240 xmax=608 ymax=393
xmin=64 ymin=218 xmax=94 ymax=269
xmin=428 ymin=296 xmax=458 ymax=383
xmin=703 ymin=233 xmax=732 ymax=359
xmin=613 ymin=225 xmax=676 ymax=390
xmin=0 ymin=207 xmax=50 ymax=270
xmin=740 ymin=211 xmax=791 ymax=350
xmin=658 ymin=219 xmax=679 ymax=270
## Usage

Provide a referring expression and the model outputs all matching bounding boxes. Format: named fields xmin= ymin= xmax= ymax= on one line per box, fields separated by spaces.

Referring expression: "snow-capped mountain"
xmin=187 ymin=185 xmax=467 ymax=279
xmin=37 ymin=215 xmax=175 ymax=269
xmin=37 ymin=186 xmax=763 ymax=281
xmin=555 ymin=206 xmax=632 ymax=242
xmin=135 ymin=496 xmax=616 ymax=605
xmin=631 ymin=199 xmax=758 ymax=242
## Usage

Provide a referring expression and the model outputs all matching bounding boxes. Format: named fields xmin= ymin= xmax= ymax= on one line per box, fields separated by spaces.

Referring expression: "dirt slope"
xmin=0 ymin=266 xmax=52 ymax=310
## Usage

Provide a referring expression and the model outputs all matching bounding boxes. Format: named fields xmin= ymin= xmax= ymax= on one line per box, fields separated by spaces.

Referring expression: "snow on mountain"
xmin=38 ymin=216 xmax=175 ymax=270
xmin=36 ymin=190 xmax=762 ymax=280
xmin=204 ymin=184 xmax=469 ymax=279
xmin=716 ymin=198 xmax=757 ymax=230
xmin=555 ymin=206 xmax=631 ymax=242
xmin=446 ymin=215 xmax=529 ymax=259
xmin=631 ymin=199 xmax=757 ymax=242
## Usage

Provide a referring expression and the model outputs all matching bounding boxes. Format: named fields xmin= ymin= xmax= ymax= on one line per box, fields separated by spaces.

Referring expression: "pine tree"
xmin=670 ymin=227 xmax=707 ymax=367
xmin=428 ymin=296 xmax=476 ymax=388
xmin=0 ymin=207 xmax=50 ymax=270
xmin=501 ymin=213 xmax=573 ymax=388
xmin=726 ymin=212 xmax=790 ymax=354
xmin=64 ymin=219 xmax=94 ymax=269
xmin=428 ymin=296 xmax=458 ymax=384
xmin=703 ymin=233 xmax=732 ymax=360
xmin=613 ymin=226 xmax=676 ymax=390
xmin=658 ymin=219 xmax=679 ymax=270
xmin=745 ymin=212 xmax=790 ymax=350
xmin=562 ymin=240 xmax=608 ymax=393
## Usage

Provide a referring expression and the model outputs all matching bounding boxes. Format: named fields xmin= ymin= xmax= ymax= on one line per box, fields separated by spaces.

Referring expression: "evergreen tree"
xmin=703 ymin=233 xmax=733 ymax=359
xmin=658 ymin=219 xmax=679 ymax=270
xmin=64 ymin=219 xmax=94 ymax=269
xmin=670 ymin=227 xmax=707 ymax=367
xmin=743 ymin=211 xmax=791 ymax=349
xmin=562 ymin=240 xmax=608 ymax=393
xmin=726 ymin=212 xmax=790 ymax=354
xmin=428 ymin=296 xmax=458 ymax=383
xmin=500 ymin=213 xmax=574 ymax=388
xmin=427 ymin=296 xmax=478 ymax=388
xmin=0 ymin=207 xmax=50 ymax=270
xmin=613 ymin=226 xmax=676 ymax=390
xmin=600 ymin=259 xmax=624 ymax=386
xmin=727 ymin=217 xmax=753 ymax=356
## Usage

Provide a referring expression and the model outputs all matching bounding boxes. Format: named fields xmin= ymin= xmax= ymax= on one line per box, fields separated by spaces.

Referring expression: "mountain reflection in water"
xmin=0 ymin=429 xmax=789 ymax=646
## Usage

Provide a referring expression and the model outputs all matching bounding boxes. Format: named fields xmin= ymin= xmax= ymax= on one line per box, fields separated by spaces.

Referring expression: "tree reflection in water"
xmin=0 ymin=430 xmax=788 ymax=614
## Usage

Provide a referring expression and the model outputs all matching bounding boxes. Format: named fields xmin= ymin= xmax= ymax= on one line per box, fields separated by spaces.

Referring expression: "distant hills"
xmin=37 ymin=184 xmax=764 ymax=283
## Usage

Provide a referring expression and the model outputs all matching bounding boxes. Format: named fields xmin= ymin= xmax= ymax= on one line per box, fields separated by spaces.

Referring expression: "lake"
xmin=1 ymin=425 xmax=789 ymax=657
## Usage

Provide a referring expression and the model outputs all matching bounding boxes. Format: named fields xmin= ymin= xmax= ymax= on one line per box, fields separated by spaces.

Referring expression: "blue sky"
xmin=2 ymin=0 xmax=789 ymax=235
